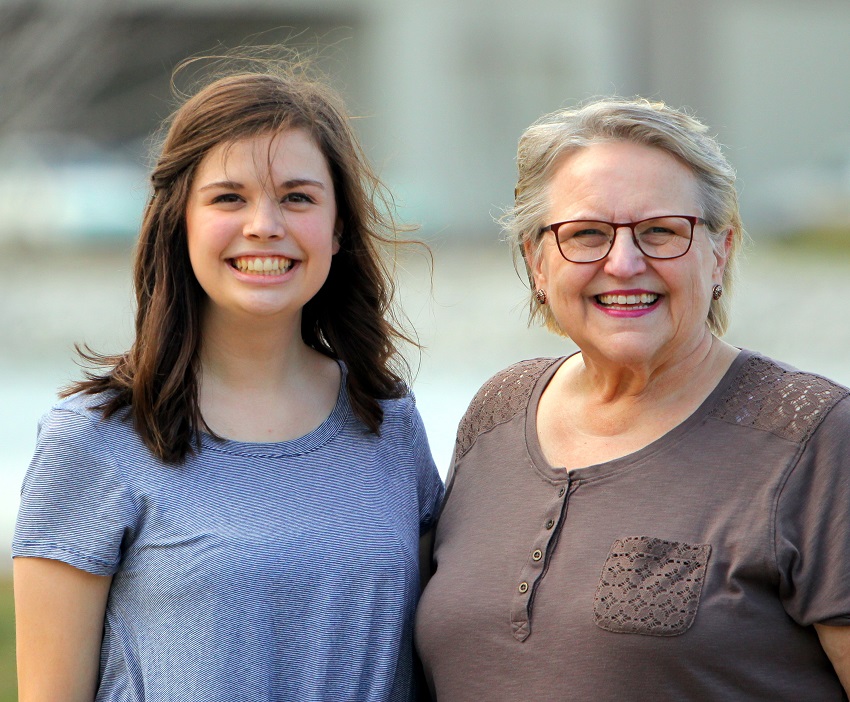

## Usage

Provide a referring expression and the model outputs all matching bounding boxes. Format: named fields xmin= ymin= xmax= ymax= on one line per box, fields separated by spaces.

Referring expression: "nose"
xmin=243 ymin=196 xmax=285 ymax=240
xmin=602 ymin=226 xmax=647 ymax=278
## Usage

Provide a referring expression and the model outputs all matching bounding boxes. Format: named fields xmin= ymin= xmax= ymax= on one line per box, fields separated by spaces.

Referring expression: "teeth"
xmin=597 ymin=293 xmax=658 ymax=306
xmin=231 ymin=256 xmax=294 ymax=275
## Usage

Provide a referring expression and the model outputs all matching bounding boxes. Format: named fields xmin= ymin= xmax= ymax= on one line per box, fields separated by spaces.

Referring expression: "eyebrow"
xmin=197 ymin=178 xmax=327 ymax=192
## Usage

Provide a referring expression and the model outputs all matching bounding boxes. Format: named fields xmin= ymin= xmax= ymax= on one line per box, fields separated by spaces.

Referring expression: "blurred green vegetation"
xmin=0 ymin=577 xmax=15 ymax=702
xmin=770 ymin=226 xmax=850 ymax=253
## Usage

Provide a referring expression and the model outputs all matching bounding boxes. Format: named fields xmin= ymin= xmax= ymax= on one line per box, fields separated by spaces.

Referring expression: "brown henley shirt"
xmin=416 ymin=350 xmax=850 ymax=701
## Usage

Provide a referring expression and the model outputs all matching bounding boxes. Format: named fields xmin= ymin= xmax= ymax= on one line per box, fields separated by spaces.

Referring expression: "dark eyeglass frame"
xmin=540 ymin=215 xmax=706 ymax=263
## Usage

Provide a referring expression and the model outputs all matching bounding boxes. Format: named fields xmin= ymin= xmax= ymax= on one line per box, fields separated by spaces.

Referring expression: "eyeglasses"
xmin=540 ymin=215 xmax=706 ymax=263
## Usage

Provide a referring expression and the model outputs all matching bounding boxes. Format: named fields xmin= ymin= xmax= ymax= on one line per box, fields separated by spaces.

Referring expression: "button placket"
xmin=510 ymin=479 xmax=571 ymax=642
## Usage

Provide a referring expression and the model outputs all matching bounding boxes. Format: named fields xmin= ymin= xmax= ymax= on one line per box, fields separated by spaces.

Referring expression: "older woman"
xmin=415 ymin=98 xmax=850 ymax=700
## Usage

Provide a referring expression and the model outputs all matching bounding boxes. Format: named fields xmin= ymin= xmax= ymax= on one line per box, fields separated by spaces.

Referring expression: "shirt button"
xmin=518 ymin=581 xmax=529 ymax=593
xmin=558 ymin=486 xmax=566 ymax=497
xmin=532 ymin=549 xmax=543 ymax=561
xmin=546 ymin=519 xmax=555 ymax=530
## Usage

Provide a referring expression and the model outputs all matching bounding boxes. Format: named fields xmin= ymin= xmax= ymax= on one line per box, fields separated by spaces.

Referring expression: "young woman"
xmin=13 ymin=62 xmax=443 ymax=701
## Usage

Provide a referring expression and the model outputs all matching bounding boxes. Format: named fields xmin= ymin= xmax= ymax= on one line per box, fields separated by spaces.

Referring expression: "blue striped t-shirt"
xmin=13 ymin=380 xmax=444 ymax=701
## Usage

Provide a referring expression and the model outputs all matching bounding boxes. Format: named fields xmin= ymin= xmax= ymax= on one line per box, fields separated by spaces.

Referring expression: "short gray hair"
xmin=502 ymin=96 xmax=743 ymax=336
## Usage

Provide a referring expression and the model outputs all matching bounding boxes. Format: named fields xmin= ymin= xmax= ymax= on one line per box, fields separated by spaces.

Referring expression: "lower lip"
xmin=229 ymin=261 xmax=299 ymax=283
xmin=593 ymin=298 xmax=660 ymax=318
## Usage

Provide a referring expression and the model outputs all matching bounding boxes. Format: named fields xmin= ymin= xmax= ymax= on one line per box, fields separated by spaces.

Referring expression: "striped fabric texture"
xmin=13 ymin=379 xmax=444 ymax=701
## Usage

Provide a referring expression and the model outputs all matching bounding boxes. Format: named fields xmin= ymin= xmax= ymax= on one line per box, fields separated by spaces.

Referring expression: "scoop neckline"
xmin=199 ymin=361 xmax=350 ymax=458
xmin=524 ymin=348 xmax=752 ymax=484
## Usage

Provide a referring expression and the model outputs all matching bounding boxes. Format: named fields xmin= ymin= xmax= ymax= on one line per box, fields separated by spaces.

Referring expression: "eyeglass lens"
xmin=554 ymin=216 xmax=694 ymax=262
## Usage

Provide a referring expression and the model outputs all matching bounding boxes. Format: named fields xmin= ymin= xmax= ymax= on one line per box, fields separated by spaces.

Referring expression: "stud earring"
xmin=712 ymin=284 xmax=723 ymax=300
xmin=535 ymin=289 xmax=547 ymax=305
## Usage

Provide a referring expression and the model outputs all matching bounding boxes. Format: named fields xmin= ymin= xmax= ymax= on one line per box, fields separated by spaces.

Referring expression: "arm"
xmin=773 ymin=392 xmax=850 ymax=695
xmin=14 ymin=557 xmax=112 ymax=702
xmin=415 ymin=530 xmax=436 ymax=702
xmin=815 ymin=623 xmax=850 ymax=694
xmin=419 ymin=529 xmax=435 ymax=593
xmin=405 ymin=396 xmax=443 ymax=596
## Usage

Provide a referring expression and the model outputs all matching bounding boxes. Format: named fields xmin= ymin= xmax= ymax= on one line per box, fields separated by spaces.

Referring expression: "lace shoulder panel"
xmin=710 ymin=355 xmax=849 ymax=443
xmin=454 ymin=357 xmax=557 ymax=459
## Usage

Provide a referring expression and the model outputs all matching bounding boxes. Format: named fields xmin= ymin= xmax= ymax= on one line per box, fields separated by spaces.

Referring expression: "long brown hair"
xmin=67 ymin=58 xmax=416 ymax=462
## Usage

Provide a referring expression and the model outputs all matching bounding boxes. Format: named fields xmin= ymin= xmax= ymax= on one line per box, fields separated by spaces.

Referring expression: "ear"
xmin=332 ymin=218 xmax=343 ymax=255
xmin=523 ymin=237 xmax=546 ymax=291
xmin=712 ymin=227 xmax=734 ymax=283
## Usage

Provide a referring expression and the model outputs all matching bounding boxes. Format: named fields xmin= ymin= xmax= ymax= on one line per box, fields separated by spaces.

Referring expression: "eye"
xmin=282 ymin=192 xmax=315 ymax=204
xmin=572 ymin=227 xmax=607 ymax=238
xmin=211 ymin=193 xmax=243 ymax=204
xmin=636 ymin=217 xmax=691 ymax=240
xmin=566 ymin=227 xmax=610 ymax=247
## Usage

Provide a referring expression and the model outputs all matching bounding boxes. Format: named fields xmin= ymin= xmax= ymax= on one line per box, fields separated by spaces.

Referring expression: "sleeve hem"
xmin=815 ymin=615 xmax=850 ymax=626
xmin=11 ymin=541 xmax=118 ymax=576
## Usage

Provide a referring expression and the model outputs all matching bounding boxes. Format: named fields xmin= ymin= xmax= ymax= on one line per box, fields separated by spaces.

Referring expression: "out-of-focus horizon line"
xmin=1 ymin=0 xmax=849 ymax=243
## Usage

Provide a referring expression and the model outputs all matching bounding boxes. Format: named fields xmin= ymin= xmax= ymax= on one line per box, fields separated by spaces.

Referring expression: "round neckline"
xmin=524 ymin=348 xmax=752 ymax=483
xmin=199 ymin=360 xmax=350 ymax=458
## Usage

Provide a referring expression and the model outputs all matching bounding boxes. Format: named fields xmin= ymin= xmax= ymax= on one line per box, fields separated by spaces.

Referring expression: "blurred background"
xmin=1 ymin=0 xmax=850 ymax=694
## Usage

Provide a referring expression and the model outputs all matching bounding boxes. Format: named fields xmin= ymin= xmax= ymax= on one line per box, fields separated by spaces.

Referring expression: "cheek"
xmin=185 ymin=210 xmax=206 ymax=254
xmin=186 ymin=214 xmax=229 ymax=257
xmin=302 ymin=214 xmax=340 ymax=253
xmin=549 ymin=261 xmax=595 ymax=299
xmin=185 ymin=233 xmax=208 ymax=285
xmin=184 ymin=215 xmax=231 ymax=293
xmin=692 ymin=245 xmax=722 ymax=292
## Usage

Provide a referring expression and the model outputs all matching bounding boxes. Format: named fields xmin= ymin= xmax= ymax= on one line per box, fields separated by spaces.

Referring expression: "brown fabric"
xmin=415 ymin=350 xmax=850 ymax=701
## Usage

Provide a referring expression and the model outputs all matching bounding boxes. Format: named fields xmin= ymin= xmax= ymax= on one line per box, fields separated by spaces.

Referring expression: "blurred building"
xmin=1 ymin=0 xmax=849 ymax=243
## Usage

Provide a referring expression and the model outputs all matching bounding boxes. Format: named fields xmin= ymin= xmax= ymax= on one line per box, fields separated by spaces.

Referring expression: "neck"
xmin=561 ymin=332 xmax=740 ymax=441
xmin=536 ymin=333 xmax=739 ymax=467
xmin=576 ymin=332 xmax=721 ymax=403
xmin=198 ymin=306 xmax=310 ymax=391
xmin=194 ymin=306 xmax=341 ymax=443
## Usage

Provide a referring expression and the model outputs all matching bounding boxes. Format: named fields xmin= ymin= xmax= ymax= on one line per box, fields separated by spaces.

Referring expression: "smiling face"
xmin=528 ymin=140 xmax=730 ymax=370
xmin=185 ymin=129 xmax=340 ymax=327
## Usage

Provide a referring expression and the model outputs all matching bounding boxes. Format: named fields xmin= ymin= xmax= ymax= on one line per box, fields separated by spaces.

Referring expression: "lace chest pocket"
xmin=593 ymin=536 xmax=711 ymax=637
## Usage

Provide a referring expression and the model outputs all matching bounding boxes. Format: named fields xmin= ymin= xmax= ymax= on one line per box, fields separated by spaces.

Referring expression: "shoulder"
xmin=710 ymin=351 xmax=850 ymax=443
xmin=49 ymin=386 xmax=127 ymax=423
xmin=40 ymin=390 xmax=111 ymax=433
xmin=376 ymin=389 xmax=418 ymax=426
xmin=17 ymin=394 xmax=142 ymax=574
xmin=34 ymin=390 xmax=136 ymax=467
xmin=374 ymin=390 xmax=431 ymax=447
xmin=455 ymin=357 xmax=561 ymax=459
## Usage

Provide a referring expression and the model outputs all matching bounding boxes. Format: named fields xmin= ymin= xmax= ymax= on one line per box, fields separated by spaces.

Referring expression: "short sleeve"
xmin=776 ymin=395 xmax=850 ymax=626
xmin=12 ymin=407 xmax=140 ymax=576
xmin=407 ymin=398 xmax=444 ymax=534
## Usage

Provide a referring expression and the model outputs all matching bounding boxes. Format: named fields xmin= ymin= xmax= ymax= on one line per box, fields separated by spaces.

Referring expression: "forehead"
xmin=194 ymin=128 xmax=331 ymax=181
xmin=547 ymin=140 xmax=700 ymax=218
